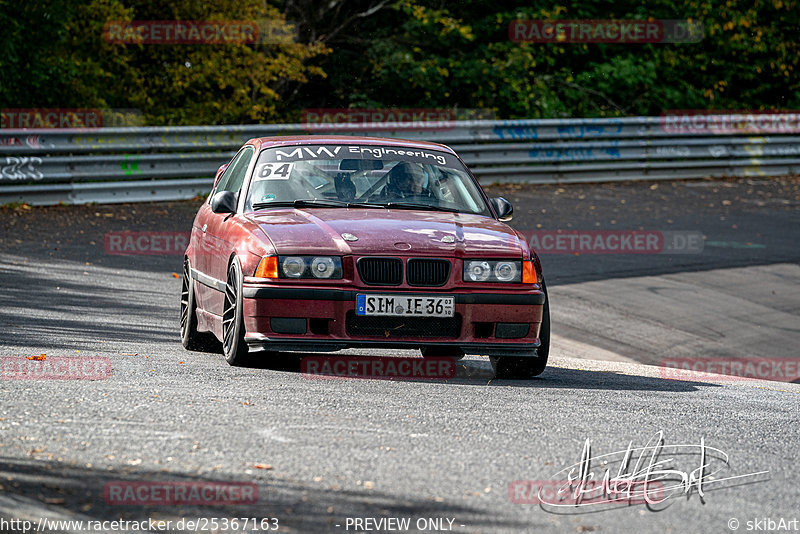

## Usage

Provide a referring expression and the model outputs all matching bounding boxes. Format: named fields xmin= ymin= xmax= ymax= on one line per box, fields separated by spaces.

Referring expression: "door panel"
xmin=203 ymin=146 xmax=255 ymax=315
xmin=191 ymin=202 xmax=214 ymax=311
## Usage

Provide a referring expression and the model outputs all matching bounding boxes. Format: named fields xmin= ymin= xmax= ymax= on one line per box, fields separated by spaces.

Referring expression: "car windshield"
xmin=245 ymin=144 xmax=490 ymax=215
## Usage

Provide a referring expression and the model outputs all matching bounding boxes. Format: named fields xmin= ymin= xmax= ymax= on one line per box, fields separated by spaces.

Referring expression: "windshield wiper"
xmin=381 ymin=202 xmax=461 ymax=213
xmin=252 ymin=199 xmax=384 ymax=210
xmin=252 ymin=199 xmax=461 ymax=213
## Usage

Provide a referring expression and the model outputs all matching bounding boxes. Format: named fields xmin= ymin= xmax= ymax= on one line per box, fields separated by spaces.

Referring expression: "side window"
xmin=214 ymin=146 xmax=254 ymax=195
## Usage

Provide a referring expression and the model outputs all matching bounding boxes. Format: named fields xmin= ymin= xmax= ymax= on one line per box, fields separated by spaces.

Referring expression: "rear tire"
xmin=490 ymin=281 xmax=550 ymax=379
xmin=222 ymin=258 xmax=250 ymax=366
xmin=180 ymin=258 xmax=218 ymax=352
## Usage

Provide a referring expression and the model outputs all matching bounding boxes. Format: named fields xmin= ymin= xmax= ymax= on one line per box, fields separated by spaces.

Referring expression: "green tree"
xmin=287 ymin=0 xmax=799 ymax=118
xmin=0 ymin=0 xmax=329 ymax=125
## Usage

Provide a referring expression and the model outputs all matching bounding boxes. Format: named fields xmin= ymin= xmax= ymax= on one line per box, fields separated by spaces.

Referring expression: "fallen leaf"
xmin=27 ymin=354 xmax=46 ymax=361
xmin=172 ymin=273 xmax=180 ymax=278
xmin=254 ymin=464 xmax=273 ymax=470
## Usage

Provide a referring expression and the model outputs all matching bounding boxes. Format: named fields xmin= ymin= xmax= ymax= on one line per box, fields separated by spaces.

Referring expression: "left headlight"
xmin=279 ymin=256 xmax=343 ymax=279
xmin=463 ymin=259 xmax=536 ymax=283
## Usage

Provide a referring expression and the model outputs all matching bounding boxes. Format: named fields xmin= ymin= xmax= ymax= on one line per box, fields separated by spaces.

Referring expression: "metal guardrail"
xmin=1 ymin=117 xmax=799 ymax=205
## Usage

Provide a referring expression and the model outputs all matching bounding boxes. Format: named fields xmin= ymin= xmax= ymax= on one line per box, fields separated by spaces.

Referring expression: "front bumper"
xmin=241 ymin=285 xmax=545 ymax=356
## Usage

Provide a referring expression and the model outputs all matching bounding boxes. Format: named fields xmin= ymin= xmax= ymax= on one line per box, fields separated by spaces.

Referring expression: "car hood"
xmin=246 ymin=208 xmax=523 ymax=257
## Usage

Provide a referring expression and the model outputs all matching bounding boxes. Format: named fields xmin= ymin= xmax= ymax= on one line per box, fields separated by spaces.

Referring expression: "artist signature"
xmin=538 ymin=431 xmax=769 ymax=512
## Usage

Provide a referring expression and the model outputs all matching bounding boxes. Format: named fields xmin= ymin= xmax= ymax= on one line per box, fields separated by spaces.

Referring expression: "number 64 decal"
xmin=255 ymin=162 xmax=293 ymax=180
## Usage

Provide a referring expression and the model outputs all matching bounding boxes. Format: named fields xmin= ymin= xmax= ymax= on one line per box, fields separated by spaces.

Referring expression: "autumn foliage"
xmin=0 ymin=0 xmax=797 ymax=124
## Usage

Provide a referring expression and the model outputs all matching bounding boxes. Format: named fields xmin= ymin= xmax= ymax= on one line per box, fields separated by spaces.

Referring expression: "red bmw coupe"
xmin=180 ymin=136 xmax=549 ymax=378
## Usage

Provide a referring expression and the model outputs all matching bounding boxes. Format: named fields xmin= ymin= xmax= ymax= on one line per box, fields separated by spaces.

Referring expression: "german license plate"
xmin=356 ymin=294 xmax=454 ymax=317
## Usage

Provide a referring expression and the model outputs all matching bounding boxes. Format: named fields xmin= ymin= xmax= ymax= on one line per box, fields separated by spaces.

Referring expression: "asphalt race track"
xmin=1 ymin=176 xmax=799 ymax=534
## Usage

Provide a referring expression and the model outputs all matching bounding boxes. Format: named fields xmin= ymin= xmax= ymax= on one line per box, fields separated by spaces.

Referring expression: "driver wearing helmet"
xmin=383 ymin=162 xmax=426 ymax=199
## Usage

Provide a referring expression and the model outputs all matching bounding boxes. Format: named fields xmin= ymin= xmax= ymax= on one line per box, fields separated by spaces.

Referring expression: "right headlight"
xmin=254 ymin=256 xmax=342 ymax=279
xmin=281 ymin=256 xmax=306 ymax=278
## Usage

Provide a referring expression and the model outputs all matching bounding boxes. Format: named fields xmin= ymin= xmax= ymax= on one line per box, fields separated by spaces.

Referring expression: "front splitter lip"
xmin=243 ymin=336 xmax=541 ymax=357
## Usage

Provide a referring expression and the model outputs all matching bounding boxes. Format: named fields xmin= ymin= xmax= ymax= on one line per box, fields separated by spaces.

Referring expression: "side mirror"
xmin=490 ymin=197 xmax=513 ymax=221
xmin=211 ymin=191 xmax=238 ymax=214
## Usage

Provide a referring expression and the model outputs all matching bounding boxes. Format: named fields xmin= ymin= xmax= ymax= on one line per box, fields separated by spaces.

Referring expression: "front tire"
xmin=222 ymin=258 xmax=249 ymax=366
xmin=490 ymin=280 xmax=550 ymax=379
